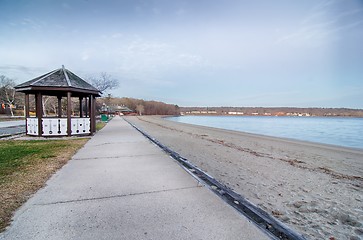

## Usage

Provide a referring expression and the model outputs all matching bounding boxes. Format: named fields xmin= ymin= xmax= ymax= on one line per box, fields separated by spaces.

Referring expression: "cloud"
xmin=81 ymin=51 xmax=90 ymax=61
xmin=152 ymin=7 xmax=161 ymax=15
xmin=176 ymin=8 xmax=186 ymax=16
xmin=0 ymin=65 xmax=49 ymax=82
xmin=61 ymin=2 xmax=71 ymax=10
xmin=74 ymin=34 xmax=211 ymax=90
xmin=0 ymin=65 xmax=48 ymax=75
xmin=276 ymin=21 xmax=336 ymax=47
xmin=108 ymin=36 xmax=209 ymax=73
xmin=20 ymin=18 xmax=46 ymax=31
xmin=111 ymin=32 xmax=123 ymax=39
xmin=276 ymin=1 xmax=363 ymax=47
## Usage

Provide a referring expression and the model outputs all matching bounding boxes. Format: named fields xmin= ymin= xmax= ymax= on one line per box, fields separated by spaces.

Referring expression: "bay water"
xmin=167 ymin=116 xmax=363 ymax=149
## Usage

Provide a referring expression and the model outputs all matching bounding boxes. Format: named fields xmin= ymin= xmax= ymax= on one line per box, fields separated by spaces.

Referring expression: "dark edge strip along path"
xmin=124 ymin=117 xmax=307 ymax=240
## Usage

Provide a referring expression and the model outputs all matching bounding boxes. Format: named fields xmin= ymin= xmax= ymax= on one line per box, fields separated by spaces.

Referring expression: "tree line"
xmin=98 ymin=97 xmax=180 ymax=115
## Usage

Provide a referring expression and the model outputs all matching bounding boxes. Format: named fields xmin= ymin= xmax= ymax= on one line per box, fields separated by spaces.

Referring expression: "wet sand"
xmin=125 ymin=116 xmax=363 ymax=240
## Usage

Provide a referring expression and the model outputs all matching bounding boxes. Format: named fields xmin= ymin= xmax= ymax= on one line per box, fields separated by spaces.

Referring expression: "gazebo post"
xmin=92 ymin=96 xmax=96 ymax=133
xmin=79 ymin=97 xmax=83 ymax=118
xmin=57 ymin=96 xmax=62 ymax=118
xmin=67 ymin=92 xmax=72 ymax=136
xmin=89 ymin=95 xmax=97 ymax=134
xmin=85 ymin=97 xmax=88 ymax=117
xmin=35 ymin=93 xmax=43 ymax=137
xmin=25 ymin=94 xmax=30 ymax=134
xmin=89 ymin=95 xmax=94 ymax=135
xmin=88 ymin=95 xmax=91 ymax=119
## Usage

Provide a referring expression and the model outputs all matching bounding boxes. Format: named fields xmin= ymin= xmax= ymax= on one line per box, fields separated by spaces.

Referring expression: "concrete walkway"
xmin=0 ymin=120 xmax=25 ymax=128
xmin=0 ymin=120 xmax=25 ymax=137
xmin=0 ymin=117 xmax=270 ymax=240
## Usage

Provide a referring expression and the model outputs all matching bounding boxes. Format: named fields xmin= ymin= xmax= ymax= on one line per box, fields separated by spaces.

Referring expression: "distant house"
xmin=191 ymin=111 xmax=201 ymax=114
xmin=207 ymin=111 xmax=217 ymax=114
xmin=227 ymin=111 xmax=244 ymax=115
xmin=274 ymin=112 xmax=286 ymax=116
xmin=286 ymin=112 xmax=311 ymax=117
xmin=100 ymin=104 xmax=133 ymax=115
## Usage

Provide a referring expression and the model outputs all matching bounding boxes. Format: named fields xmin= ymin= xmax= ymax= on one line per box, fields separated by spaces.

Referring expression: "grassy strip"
xmin=96 ymin=121 xmax=107 ymax=131
xmin=0 ymin=138 xmax=89 ymax=232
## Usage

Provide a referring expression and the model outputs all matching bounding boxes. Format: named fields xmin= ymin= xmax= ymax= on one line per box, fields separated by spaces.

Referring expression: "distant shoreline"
xmin=178 ymin=113 xmax=363 ymax=118
xmin=179 ymin=107 xmax=363 ymax=118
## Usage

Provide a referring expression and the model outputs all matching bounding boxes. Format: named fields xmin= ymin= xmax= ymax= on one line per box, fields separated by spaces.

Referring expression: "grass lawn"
xmin=0 ymin=139 xmax=89 ymax=232
xmin=96 ymin=121 xmax=107 ymax=131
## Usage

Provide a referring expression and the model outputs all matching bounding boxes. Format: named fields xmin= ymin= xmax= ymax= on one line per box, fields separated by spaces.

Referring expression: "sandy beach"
xmin=125 ymin=116 xmax=363 ymax=240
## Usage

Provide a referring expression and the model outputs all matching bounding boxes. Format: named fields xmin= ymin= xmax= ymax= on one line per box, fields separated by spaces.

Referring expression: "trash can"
xmin=101 ymin=114 xmax=108 ymax=122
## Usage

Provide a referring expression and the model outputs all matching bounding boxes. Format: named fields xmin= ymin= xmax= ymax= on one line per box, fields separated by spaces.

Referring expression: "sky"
xmin=0 ymin=0 xmax=363 ymax=108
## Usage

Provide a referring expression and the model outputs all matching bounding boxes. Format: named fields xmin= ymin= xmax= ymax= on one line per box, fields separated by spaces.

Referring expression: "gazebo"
xmin=15 ymin=66 xmax=101 ymax=137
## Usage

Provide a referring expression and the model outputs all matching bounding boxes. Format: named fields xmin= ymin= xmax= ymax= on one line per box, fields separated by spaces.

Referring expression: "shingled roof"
xmin=15 ymin=66 xmax=101 ymax=96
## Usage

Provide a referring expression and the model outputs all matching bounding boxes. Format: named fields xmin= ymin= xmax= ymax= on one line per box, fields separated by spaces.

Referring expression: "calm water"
xmin=167 ymin=116 xmax=363 ymax=149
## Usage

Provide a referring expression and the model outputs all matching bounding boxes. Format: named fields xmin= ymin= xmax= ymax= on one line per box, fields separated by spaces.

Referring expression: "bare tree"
xmin=0 ymin=75 xmax=16 ymax=116
xmin=42 ymin=96 xmax=58 ymax=116
xmin=136 ymin=104 xmax=144 ymax=116
xmin=89 ymin=72 xmax=119 ymax=94
xmin=42 ymin=96 xmax=50 ymax=116
xmin=47 ymin=97 xmax=58 ymax=115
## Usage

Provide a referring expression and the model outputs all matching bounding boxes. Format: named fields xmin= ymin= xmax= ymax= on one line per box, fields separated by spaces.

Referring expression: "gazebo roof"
xmin=15 ymin=66 xmax=101 ymax=96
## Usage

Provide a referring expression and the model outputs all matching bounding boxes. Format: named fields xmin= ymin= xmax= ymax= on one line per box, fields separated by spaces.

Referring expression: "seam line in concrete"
xmin=34 ymin=185 xmax=202 ymax=206
xmin=88 ymin=141 xmax=149 ymax=147
xmin=72 ymin=153 xmax=164 ymax=161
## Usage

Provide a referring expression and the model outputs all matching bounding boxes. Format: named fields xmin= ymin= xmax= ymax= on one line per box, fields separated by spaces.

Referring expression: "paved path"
xmin=0 ymin=120 xmax=25 ymax=137
xmin=0 ymin=120 xmax=25 ymax=128
xmin=0 ymin=117 xmax=270 ymax=240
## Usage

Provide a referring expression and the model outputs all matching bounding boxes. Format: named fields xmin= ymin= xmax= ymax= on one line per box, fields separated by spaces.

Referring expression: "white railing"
xmin=27 ymin=118 xmax=39 ymax=135
xmin=71 ymin=118 xmax=91 ymax=135
xmin=27 ymin=118 xmax=90 ymax=136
